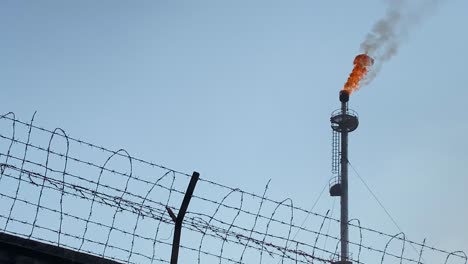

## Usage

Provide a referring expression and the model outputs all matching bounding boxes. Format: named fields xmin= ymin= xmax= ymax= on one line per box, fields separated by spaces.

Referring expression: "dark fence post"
xmin=166 ymin=171 xmax=199 ymax=264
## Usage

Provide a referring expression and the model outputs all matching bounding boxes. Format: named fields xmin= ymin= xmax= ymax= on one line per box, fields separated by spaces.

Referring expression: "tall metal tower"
xmin=330 ymin=90 xmax=359 ymax=264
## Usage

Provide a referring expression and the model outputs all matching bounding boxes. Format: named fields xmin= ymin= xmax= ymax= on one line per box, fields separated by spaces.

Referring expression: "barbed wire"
xmin=1 ymin=113 xmax=464 ymax=258
xmin=0 ymin=112 xmax=466 ymax=264
xmin=0 ymin=113 xmax=191 ymax=177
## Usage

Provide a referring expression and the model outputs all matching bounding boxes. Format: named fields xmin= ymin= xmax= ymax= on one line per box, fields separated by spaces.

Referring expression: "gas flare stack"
xmin=330 ymin=90 xmax=359 ymax=264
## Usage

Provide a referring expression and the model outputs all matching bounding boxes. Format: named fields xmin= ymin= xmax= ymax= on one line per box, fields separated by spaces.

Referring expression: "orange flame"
xmin=342 ymin=54 xmax=374 ymax=95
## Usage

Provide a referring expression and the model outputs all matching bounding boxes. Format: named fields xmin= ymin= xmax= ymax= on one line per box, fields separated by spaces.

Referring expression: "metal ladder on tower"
xmin=330 ymin=130 xmax=341 ymax=196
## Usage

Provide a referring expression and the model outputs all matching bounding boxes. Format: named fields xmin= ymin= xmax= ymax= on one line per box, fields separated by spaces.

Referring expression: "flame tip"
xmin=342 ymin=54 xmax=374 ymax=94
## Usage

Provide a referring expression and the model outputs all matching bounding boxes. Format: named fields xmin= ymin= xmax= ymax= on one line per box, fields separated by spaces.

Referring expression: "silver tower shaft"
xmin=340 ymin=99 xmax=349 ymax=262
xmin=330 ymin=91 xmax=358 ymax=264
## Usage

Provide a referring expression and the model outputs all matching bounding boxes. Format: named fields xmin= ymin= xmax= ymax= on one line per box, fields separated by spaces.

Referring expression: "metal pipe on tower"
xmin=339 ymin=91 xmax=350 ymax=262
xmin=330 ymin=90 xmax=358 ymax=264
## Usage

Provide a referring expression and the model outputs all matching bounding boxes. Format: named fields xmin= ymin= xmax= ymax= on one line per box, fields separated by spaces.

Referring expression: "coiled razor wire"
xmin=0 ymin=112 xmax=466 ymax=264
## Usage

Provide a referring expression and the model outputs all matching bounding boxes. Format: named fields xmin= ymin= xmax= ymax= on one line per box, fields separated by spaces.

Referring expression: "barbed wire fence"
xmin=0 ymin=112 xmax=466 ymax=264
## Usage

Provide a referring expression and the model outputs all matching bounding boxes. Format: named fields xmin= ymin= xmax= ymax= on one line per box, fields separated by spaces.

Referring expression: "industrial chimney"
xmin=330 ymin=90 xmax=359 ymax=264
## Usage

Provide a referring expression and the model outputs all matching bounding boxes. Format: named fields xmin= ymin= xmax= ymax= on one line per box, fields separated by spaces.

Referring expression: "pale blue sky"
xmin=1 ymin=0 xmax=467 ymax=262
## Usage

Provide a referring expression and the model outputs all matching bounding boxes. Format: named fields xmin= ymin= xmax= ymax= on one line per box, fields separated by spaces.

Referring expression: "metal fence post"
xmin=166 ymin=171 xmax=199 ymax=264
